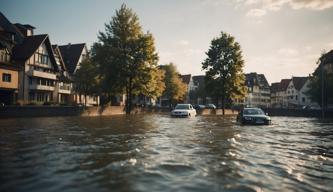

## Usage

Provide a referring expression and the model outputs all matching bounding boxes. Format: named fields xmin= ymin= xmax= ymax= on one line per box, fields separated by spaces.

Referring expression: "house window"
xmin=296 ymin=95 xmax=298 ymax=100
xmin=2 ymin=73 xmax=11 ymax=82
xmin=302 ymin=97 xmax=305 ymax=102
xmin=35 ymin=53 xmax=49 ymax=65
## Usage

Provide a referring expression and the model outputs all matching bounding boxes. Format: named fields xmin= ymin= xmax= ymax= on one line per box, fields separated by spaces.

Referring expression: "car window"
xmin=175 ymin=104 xmax=190 ymax=110
xmin=243 ymin=108 xmax=264 ymax=115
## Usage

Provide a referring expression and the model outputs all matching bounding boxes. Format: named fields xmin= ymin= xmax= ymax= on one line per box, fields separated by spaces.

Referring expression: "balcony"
xmin=30 ymin=84 xmax=55 ymax=91
xmin=28 ymin=69 xmax=57 ymax=80
xmin=59 ymin=87 xmax=71 ymax=94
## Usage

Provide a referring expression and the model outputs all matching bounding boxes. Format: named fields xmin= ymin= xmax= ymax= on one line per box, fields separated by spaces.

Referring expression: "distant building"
xmin=59 ymin=43 xmax=99 ymax=106
xmin=270 ymin=79 xmax=291 ymax=108
xmin=245 ymin=72 xmax=271 ymax=108
xmin=191 ymin=75 xmax=212 ymax=104
xmin=52 ymin=45 xmax=72 ymax=104
xmin=286 ymin=77 xmax=317 ymax=108
xmin=180 ymin=74 xmax=193 ymax=103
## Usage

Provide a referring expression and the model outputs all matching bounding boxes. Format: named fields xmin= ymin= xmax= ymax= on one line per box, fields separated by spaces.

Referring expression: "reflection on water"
xmin=0 ymin=115 xmax=333 ymax=192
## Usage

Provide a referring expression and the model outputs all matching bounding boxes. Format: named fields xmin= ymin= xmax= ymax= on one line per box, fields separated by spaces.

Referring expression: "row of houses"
xmin=0 ymin=12 xmax=99 ymax=106
xmin=172 ymin=72 xmax=317 ymax=109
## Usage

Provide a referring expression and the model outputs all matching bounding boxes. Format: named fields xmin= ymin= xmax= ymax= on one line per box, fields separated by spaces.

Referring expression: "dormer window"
xmin=27 ymin=29 xmax=32 ymax=36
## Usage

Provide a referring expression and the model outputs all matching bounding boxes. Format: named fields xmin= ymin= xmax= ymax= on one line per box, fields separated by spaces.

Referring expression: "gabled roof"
xmin=181 ymin=74 xmax=191 ymax=84
xmin=192 ymin=75 xmax=205 ymax=86
xmin=245 ymin=72 xmax=269 ymax=88
xmin=52 ymin=44 xmax=67 ymax=72
xmin=292 ymin=77 xmax=308 ymax=91
xmin=270 ymin=82 xmax=280 ymax=93
xmin=12 ymin=34 xmax=47 ymax=60
xmin=279 ymin=79 xmax=291 ymax=91
xmin=58 ymin=43 xmax=86 ymax=74
xmin=0 ymin=12 xmax=24 ymax=43
xmin=12 ymin=34 xmax=58 ymax=71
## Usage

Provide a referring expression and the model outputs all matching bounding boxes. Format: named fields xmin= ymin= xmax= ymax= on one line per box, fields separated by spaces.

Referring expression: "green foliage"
xmin=73 ymin=58 xmax=99 ymax=106
xmin=307 ymin=51 xmax=333 ymax=107
xmin=141 ymin=68 xmax=165 ymax=99
xmin=160 ymin=63 xmax=187 ymax=104
xmin=92 ymin=4 xmax=160 ymax=113
xmin=202 ymin=31 xmax=247 ymax=113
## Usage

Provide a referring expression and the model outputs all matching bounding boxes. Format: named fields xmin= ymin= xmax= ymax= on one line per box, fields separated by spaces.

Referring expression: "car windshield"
xmin=175 ymin=104 xmax=190 ymax=110
xmin=243 ymin=108 xmax=265 ymax=115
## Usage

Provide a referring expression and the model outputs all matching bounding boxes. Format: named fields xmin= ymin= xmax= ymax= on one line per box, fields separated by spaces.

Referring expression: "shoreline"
xmin=0 ymin=106 xmax=332 ymax=119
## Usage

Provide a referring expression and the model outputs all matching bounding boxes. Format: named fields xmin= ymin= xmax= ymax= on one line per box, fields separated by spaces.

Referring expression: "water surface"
xmin=0 ymin=114 xmax=332 ymax=191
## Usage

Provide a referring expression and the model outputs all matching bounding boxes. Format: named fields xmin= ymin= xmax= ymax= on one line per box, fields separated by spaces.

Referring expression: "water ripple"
xmin=0 ymin=115 xmax=332 ymax=191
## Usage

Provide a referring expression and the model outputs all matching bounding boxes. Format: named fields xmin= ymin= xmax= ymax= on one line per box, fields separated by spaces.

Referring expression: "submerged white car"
xmin=170 ymin=104 xmax=197 ymax=117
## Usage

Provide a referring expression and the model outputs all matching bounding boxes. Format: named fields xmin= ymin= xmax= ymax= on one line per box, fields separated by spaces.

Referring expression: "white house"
xmin=286 ymin=77 xmax=318 ymax=108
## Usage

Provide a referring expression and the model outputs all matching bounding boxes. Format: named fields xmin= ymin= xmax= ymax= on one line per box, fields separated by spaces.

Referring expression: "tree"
xmin=160 ymin=63 xmax=187 ymax=107
xmin=307 ymin=50 xmax=333 ymax=110
xmin=141 ymin=68 xmax=165 ymax=100
xmin=73 ymin=59 xmax=99 ymax=106
xmin=92 ymin=4 xmax=159 ymax=113
xmin=202 ymin=31 xmax=246 ymax=115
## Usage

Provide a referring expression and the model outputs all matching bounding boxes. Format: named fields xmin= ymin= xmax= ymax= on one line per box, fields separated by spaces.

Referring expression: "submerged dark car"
xmin=237 ymin=108 xmax=271 ymax=125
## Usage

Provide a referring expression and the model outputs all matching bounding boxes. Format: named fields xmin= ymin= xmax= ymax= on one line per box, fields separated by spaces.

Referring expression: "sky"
xmin=1 ymin=0 xmax=333 ymax=83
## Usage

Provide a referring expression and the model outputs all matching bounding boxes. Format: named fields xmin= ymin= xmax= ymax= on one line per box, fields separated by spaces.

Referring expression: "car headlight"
xmin=244 ymin=116 xmax=252 ymax=120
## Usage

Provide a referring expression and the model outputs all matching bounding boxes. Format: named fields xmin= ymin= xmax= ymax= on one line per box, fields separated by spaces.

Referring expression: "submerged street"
xmin=0 ymin=114 xmax=333 ymax=192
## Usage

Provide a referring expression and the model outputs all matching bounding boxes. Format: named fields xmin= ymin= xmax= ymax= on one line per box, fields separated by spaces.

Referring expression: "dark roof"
xmin=58 ymin=43 xmax=86 ymax=74
xmin=245 ymin=72 xmax=269 ymax=88
xmin=12 ymin=34 xmax=47 ymax=60
xmin=0 ymin=12 xmax=24 ymax=43
xmin=321 ymin=50 xmax=333 ymax=65
xmin=14 ymin=23 xmax=35 ymax=29
xmin=279 ymin=79 xmax=291 ymax=91
xmin=192 ymin=75 xmax=205 ymax=86
xmin=52 ymin=44 xmax=68 ymax=72
xmin=292 ymin=77 xmax=308 ymax=90
xmin=12 ymin=34 xmax=58 ymax=71
xmin=270 ymin=82 xmax=280 ymax=93
xmin=181 ymin=74 xmax=191 ymax=84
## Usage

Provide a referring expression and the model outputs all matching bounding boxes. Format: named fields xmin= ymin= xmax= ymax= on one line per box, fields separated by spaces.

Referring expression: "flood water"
xmin=0 ymin=114 xmax=333 ymax=192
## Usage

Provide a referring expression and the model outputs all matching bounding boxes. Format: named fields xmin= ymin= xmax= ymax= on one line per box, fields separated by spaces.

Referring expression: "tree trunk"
xmin=84 ymin=94 xmax=87 ymax=107
xmin=125 ymin=86 xmax=130 ymax=114
xmin=125 ymin=77 xmax=133 ymax=114
xmin=222 ymin=95 xmax=225 ymax=115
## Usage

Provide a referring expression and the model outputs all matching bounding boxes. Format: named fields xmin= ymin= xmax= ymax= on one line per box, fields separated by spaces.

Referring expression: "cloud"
xmin=278 ymin=48 xmax=299 ymax=56
xmin=289 ymin=0 xmax=333 ymax=10
xmin=246 ymin=8 xmax=267 ymax=17
xmin=327 ymin=42 xmax=333 ymax=48
xmin=183 ymin=49 xmax=203 ymax=56
xmin=177 ymin=40 xmax=189 ymax=46
xmin=239 ymin=0 xmax=333 ymax=16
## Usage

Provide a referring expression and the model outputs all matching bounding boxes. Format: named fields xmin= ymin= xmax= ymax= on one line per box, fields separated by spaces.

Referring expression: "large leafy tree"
xmin=202 ymin=31 xmax=246 ymax=115
xmin=92 ymin=4 xmax=159 ymax=113
xmin=160 ymin=63 xmax=187 ymax=107
xmin=73 ymin=59 xmax=99 ymax=106
xmin=307 ymin=51 xmax=333 ymax=109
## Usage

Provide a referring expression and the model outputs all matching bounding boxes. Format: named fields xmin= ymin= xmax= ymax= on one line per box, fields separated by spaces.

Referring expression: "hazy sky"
xmin=1 ymin=0 xmax=333 ymax=83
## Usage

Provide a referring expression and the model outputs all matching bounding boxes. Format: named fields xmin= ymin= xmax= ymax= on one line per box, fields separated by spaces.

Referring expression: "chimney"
xmin=14 ymin=23 xmax=35 ymax=37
